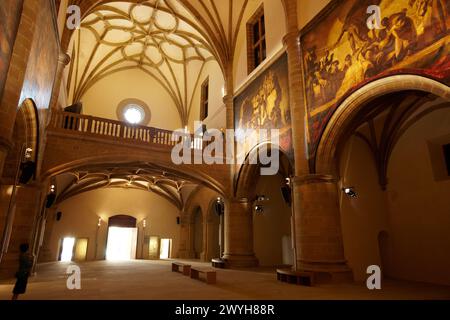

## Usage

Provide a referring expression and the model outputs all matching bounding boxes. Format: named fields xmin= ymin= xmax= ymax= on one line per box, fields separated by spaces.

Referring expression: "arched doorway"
xmin=235 ymin=146 xmax=294 ymax=267
xmin=106 ymin=215 xmax=138 ymax=261
xmin=2 ymin=99 xmax=39 ymax=183
xmin=317 ymin=77 xmax=450 ymax=285
xmin=192 ymin=207 xmax=203 ymax=259
xmin=0 ymin=99 xmax=39 ymax=265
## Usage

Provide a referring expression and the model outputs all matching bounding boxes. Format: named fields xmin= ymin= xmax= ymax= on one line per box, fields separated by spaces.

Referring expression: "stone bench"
xmin=276 ymin=269 xmax=314 ymax=286
xmin=190 ymin=267 xmax=217 ymax=284
xmin=171 ymin=262 xmax=191 ymax=276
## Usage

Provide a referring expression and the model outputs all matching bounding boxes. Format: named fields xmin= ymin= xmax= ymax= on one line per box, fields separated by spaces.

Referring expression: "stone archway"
xmin=315 ymin=75 xmax=450 ymax=176
xmin=232 ymin=143 xmax=294 ymax=267
xmin=0 ymin=98 xmax=42 ymax=277
xmin=316 ymin=76 xmax=450 ymax=284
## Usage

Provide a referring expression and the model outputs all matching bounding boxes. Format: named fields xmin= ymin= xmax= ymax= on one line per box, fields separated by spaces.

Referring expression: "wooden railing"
xmin=50 ymin=111 xmax=187 ymax=147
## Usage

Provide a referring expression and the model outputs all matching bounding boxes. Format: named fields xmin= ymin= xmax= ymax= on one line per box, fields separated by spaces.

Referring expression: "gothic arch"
xmin=315 ymin=75 xmax=450 ymax=177
xmin=235 ymin=142 xmax=293 ymax=199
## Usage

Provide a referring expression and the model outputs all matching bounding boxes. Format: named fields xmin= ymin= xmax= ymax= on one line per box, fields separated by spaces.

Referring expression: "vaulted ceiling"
xmin=55 ymin=162 xmax=201 ymax=209
xmin=66 ymin=0 xmax=253 ymax=125
xmin=347 ymin=92 xmax=449 ymax=189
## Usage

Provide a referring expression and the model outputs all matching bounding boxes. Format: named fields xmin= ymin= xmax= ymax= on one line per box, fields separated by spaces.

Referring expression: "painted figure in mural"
xmin=268 ymin=75 xmax=284 ymax=129
xmin=238 ymin=71 xmax=288 ymax=130
xmin=409 ymin=0 xmax=448 ymax=40
xmin=390 ymin=9 xmax=418 ymax=61
xmin=303 ymin=0 xmax=450 ymax=110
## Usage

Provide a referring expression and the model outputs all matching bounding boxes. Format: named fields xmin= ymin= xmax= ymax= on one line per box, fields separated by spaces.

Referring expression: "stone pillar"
xmin=280 ymin=0 xmax=351 ymax=281
xmin=223 ymin=94 xmax=235 ymax=185
xmin=38 ymin=207 xmax=57 ymax=263
xmin=222 ymin=199 xmax=258 ymax=267
xmin=293 ymin=175 xmax=351 ymax=282
xmin=47 ymin=52 xmax=71 ymax=121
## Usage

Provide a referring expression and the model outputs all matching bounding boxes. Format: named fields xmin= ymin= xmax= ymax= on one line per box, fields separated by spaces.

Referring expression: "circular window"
xmin=123 ymin=104 xmax=144 ymax=124
xmin=117 ymin=99 xmax=151 ymax=126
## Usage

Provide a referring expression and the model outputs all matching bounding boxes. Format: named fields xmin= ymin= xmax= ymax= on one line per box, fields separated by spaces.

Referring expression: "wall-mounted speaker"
xmin=214 ymin=201 xmax=224 ymax=216
xmin=45 ymin=193 xmax=56 ymax=208
xmin=56 ymin=211 xmax=62 ymax=221
xmin=281 ymin=185 xmax=291 ymax=206
xmin=176 ymin=217 xmax=180 ymax=225
xmin=19 ymin=161 xmax=36 ymax=184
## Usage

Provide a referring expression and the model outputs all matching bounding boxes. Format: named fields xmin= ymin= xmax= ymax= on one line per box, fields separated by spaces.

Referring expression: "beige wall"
xmin=180 ymin=187 xmax=222 ymax=261
xmin=187 ymin=60 xmax=226 ymax=132
xmin=233 ymin=0 xmax=287 ymax=93
xmin=253 ymin=174 xmax=292 ymax=266
xmin=386 ymin=107 xmax=450 ymax=285
xmin=297 ymin=0 xmax=332 ymax=29
xmin=339 ymin=104 xmax=450 ymax=285
xmin=80 ymin=69 xmax=183 ymax=130
xmin=339 ymin=136 xmax=389 ymax=281
xmin=47 ymin=188 xmax=181 ymax=262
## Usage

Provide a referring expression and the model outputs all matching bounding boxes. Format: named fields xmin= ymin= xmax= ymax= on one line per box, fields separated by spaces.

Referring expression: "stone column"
xmin=38 ymin=207 xmax=57 ymax=263
xmin=281 ymin=0 xmax=351 ymax=281
xmin=47 ymin=52 xmax=71 ymax=120
xmin=177 ymin=212 xmax=194 ymax=259
xmin=292 ymin=175 xmax=351 ymax=282
xmin=222 ymin=199 xmax=258 ymax=267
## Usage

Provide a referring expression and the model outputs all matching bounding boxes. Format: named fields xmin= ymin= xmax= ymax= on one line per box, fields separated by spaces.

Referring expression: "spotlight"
xmin=256 ymin=195 xmax=268 ymax=202
xmin=254 ymin=205 xmax=264 ymax=214
xmin=25 ymin=148 xmax=33 ymax=159
xmin=343 ymin=187 xmax=357 ymax=198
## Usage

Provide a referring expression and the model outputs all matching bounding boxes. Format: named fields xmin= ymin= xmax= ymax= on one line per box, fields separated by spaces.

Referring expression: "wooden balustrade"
xmin=49 ymin=111 xmax=187 ymax=147
xmin=49 ymin=112 xmax=225 ymax=155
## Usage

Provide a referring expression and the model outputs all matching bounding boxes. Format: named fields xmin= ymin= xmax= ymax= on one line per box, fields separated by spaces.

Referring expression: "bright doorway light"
xmin=61 ymin=237 xmax=75 ymax=262
xmin=160 ymin=238 xmax=172 ymax=259
xmin=106 ymin=227 xmax=137 ymax=261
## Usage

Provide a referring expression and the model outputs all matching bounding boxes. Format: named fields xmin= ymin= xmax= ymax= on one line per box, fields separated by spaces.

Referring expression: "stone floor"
xmin=0 ymin=259 xmax=449 ymax=300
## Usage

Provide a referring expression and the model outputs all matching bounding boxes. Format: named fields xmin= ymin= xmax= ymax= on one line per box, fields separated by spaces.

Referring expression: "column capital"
xmin=58 ymin=52 xmax=71 ymax=66
xmin=282 ymin=30 xmax=300 ymax=48
xmin=292 ymin=174 xmax=338 ymax=186
xmin=222 ymin=94 xmax=233 ymax=105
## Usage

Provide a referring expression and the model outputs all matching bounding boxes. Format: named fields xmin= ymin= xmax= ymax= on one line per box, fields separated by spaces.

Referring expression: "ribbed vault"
xmin=55 ymin=163 xmax=201 ymax=209
xmin=66 ymin=0 xmax=253 ymax=125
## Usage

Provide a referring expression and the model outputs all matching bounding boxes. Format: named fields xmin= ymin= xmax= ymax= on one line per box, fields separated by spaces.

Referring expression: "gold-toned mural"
xmin=0 ymin=0 xmax=24 ymax=101
xmin=302 ymin=0 xmax=450 ymax=157
xmin=234 ymin=53 xmax=293 ymax=160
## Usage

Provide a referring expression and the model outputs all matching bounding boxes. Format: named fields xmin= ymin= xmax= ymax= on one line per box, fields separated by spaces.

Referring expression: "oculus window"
xmin=116 ymin=99 xmax=151 ymax=126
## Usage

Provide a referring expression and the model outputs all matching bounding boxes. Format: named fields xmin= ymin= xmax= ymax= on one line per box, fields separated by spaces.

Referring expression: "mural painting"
xmin=234 ymin=53 xmax=293 ymax=162
xmin=0 ymin=0 xmax=24 ymax=101
xmin=301 ymin=0 xmax=450 ymax=159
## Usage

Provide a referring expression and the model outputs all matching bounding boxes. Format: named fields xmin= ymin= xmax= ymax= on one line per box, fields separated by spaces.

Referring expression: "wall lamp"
xmin=253 ymin=195 xmax=269 ymax=214
xmin=254 ymin=205 xmax=264 ymax=214
xmin=342 ymin=187 xmax=357 ymax=198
